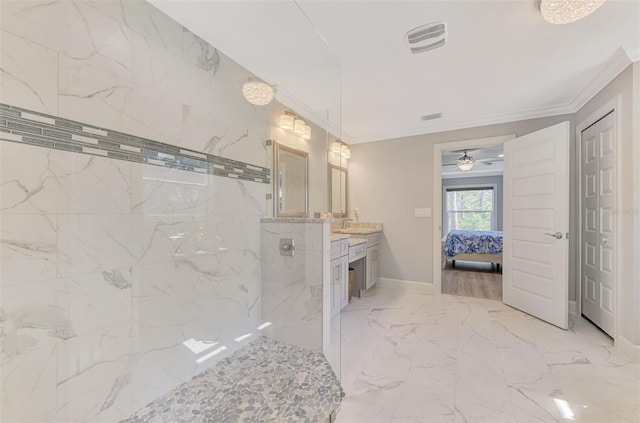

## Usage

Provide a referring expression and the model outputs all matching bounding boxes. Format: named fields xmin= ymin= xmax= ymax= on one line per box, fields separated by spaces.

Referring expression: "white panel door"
xmin=503 ymin=121 xmax=570 ymax=329
xmin=581 ymin=112 xmax=615 ymax=336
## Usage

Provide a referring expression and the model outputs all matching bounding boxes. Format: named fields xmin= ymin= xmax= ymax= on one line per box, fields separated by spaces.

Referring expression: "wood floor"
xmin=441 ymin=260 xmax=502 ymax=301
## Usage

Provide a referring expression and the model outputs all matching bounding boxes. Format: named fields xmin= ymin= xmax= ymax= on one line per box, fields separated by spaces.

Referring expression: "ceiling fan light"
xmin=457 ymin=149 xmax=474 ymax=171
xmin=242 ymin=81 xmax=275 ymax=105
xmin=457 ymin=161 xmax=474 ymax=171
xmin=540 ymin=0 xmax=606 ymax=24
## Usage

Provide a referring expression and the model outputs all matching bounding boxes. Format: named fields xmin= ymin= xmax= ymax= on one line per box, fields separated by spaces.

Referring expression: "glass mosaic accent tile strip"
xmin=0 ymin=104 xmax=270 ymax=184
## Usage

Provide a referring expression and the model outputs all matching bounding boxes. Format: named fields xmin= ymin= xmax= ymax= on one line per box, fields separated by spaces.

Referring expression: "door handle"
xmin=544 ymin=232 xmax=563 ymax=239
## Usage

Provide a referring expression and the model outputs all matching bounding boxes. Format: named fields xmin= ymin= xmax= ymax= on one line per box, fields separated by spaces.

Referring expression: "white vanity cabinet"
xmin=366 ymin=243 xmax=380 ymax=290
xmin=330 ymin=237 xmax=349 ymax=315
xmin=350 ymin=232 xmax=380 ymax=290
xmin=365 ymin=233 xmax=380 ymax=289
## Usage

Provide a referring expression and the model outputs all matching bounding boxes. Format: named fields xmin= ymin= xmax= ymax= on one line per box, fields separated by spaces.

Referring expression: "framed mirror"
xmin=274 ymin=142 xmax=309 ymax=217
xmin=329 ymin=164 xmax=348 ymax=218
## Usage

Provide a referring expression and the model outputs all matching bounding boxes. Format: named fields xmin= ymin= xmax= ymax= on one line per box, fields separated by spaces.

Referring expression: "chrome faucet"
xmin=342 ymin=218 xmax=354 ymax=230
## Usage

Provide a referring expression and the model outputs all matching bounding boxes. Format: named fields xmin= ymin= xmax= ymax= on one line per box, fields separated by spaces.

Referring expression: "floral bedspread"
xmin=444 ymin=230 xmax=503 ymax=257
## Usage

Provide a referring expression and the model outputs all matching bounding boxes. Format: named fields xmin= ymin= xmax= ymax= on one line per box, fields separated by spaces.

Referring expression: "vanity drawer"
xmin=349 ymin=243 xmax=366 ymax=263
xmin=365 ymin=233 xmax=379 ymax=246
xmin=331 ymin=239 xmax=349 ymax=260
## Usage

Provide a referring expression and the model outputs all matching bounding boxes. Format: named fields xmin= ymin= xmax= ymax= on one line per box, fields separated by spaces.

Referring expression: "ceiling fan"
xmin=442 ymin=149 xmax=503 ymax=171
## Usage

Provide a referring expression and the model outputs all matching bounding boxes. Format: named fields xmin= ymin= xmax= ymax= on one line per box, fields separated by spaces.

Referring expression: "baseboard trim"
xmin=616 ymin=335 xmax=640 ymax=363
xmin=568 ymin=300 xmax=577 ymax=315
xmin=378 ymin=278 xmax=433 ymax=293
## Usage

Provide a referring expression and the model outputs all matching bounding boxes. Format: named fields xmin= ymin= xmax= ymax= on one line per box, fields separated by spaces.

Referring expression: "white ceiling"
xmin=152 ymin=1 xmax=640 ymax=144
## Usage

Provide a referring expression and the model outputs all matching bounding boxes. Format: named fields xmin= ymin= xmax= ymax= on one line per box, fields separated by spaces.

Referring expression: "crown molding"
xmin=625 ymin=46 xmax=640 ymax=62
xmin=568 ymin=47 xmax=635 ymax=111
xmin=347 ymin=46 xmax=638 ymax=145
xmin=346 ymin=103 xmax=574 ymax=144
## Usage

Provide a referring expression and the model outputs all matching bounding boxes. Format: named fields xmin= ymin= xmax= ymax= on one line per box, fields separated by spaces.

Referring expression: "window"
xmin=445 ymin=187 xmax=495 ymax=232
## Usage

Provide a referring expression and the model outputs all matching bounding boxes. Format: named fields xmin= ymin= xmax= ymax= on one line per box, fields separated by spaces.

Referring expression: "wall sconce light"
xmin=242 ymin=80 xmax=275 ymax=105
xmin=331 ymin=141 xmax=351 ymax=159
xmin=279 ymin=111 xmax=312 ymax=140
xmin=294 ymin=118 xmax=306 ymax=135
xmin=279 ymin=114 xmax=294 ymax=130
xmin=302 ymin=124 xmax=311 ymax=140
xmin=341 ymin=144 xmax=351 ymax=159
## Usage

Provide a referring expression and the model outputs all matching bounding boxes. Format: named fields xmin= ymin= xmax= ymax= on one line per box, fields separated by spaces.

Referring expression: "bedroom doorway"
xmin=440 ymin=145 xmax=505 ymax=301
xmin=435 ymin=123 xmax=572 ymax=330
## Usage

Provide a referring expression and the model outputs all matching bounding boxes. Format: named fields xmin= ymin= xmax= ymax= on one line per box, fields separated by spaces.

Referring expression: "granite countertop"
xmin=261 ymin=217 xmax=334 ymax=223
xmin=121 ymin=337 xmax=343 ymax=423
xmin=334 ymin=221 xmax=382 ymax=235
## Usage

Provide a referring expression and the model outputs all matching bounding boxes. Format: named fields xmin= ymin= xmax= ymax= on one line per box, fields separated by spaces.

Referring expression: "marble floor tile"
xmin=338 ymin=284 xmax=639 ymax=423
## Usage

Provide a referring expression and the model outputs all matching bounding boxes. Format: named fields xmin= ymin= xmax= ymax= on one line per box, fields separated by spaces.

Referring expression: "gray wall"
xmin=442 ymin=175 xmax=504 ymax=232
xmin=349 ymin=114 xmax=574 ymax=287
xmin=349 ymin=64 xmax=639 ymax=350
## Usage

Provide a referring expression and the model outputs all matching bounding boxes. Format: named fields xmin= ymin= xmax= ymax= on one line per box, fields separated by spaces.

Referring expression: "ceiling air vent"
xmin=421 ymin=113 xmax=442 ymax=121
xmin=406 ymin=22 xmax=446 ymax=54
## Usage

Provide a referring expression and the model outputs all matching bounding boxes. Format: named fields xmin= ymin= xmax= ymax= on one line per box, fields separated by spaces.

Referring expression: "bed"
xmin=441 ymin=230 xmax=503 ymax=271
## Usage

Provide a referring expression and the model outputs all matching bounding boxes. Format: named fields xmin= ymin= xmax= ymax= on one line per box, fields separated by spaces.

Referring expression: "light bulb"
xmin=341 ymin=144 xmax=351 ymax=159
xmin=279 ymin=114 xmax=294 ymax=130
xmin=302 ymin=124 xmax=311 ymax=140
xmin=294 ymin=119 xmax=306 ymax=135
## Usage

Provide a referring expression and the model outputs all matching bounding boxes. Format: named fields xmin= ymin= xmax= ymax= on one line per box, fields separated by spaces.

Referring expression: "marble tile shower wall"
xmin=261 ymin=221 xmax=330 ymax=351
xmin=0 ymin=1 xmax=276 ymax=422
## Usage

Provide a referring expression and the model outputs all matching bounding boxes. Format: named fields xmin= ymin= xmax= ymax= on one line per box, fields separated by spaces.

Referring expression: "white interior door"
xmin=581 ymin=112 xmax=615 ymax=336
xmin=503 ymin=121 xmax=570 ymax=329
